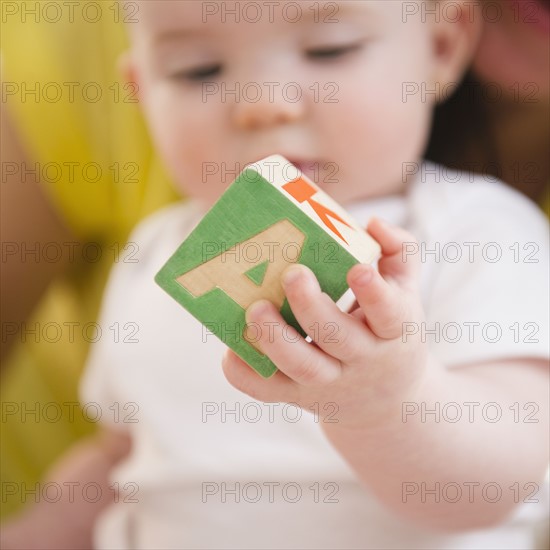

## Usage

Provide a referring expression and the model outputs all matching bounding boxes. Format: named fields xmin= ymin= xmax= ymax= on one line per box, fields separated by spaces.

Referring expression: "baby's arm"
xmin=322 ymin=355 xmax=548 ymax=531
xmin=222 ymin=218 xmax=549 ymax=532
xmin=0 ymin=428 xmax=130 ymax=549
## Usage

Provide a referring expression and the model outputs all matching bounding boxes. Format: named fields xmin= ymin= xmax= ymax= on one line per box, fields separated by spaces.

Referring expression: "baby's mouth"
xmin=285 ymin=158 xmax=322 ymax=184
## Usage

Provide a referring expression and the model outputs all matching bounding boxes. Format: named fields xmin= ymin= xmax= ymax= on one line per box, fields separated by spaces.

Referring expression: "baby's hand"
xmin=222 ymin=218 xmax=427 ymax=431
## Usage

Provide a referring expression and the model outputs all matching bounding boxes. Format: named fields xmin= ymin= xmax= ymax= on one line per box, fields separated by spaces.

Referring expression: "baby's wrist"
xmin=326 ymin=351 xmax=438 ymax=435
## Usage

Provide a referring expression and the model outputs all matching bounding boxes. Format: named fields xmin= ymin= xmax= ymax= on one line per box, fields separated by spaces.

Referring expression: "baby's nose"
xmin=231 ymin=83 xmax=306 ymax=130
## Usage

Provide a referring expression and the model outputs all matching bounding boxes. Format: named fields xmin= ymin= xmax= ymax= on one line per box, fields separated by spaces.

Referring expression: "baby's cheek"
xmin=143 ymin=96 xmax=212 ymax=199
xmin=179 ymin=140 xmax=234 ymax=203
xmin=335 ymin=95 xmax=426 ymax=183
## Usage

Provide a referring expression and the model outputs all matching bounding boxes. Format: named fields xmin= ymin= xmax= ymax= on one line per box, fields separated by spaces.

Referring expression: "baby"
xmin=81 ymin=1 xmax=549 ymax=548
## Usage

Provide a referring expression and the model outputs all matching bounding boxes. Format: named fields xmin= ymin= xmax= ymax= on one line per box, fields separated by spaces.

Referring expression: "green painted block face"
xmin=155 ymin=157 xmax=379 ymax=378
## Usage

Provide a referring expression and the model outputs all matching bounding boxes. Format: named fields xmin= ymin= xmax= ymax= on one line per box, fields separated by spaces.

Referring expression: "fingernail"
xmin=282 ymin=264 xmax=306 ymax=287
xmin=375 ymin=217 xmax=393 ymax=229
xmin=246 ymin=299 xmax=271 ymax=322
xmin=352 ymin=265 xmax=373 ymax=286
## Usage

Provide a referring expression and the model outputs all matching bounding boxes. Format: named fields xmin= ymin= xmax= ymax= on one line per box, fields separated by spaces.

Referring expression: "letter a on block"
xmin=176 ymin=219 xmax=305 ymax=310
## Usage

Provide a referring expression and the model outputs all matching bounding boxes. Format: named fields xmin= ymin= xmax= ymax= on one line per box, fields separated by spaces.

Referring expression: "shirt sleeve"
xmin=409 ymin=173 xmax=549 ymax=368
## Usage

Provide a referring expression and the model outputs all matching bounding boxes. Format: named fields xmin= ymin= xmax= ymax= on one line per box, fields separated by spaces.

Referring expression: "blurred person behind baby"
xmin=2 ymin=0 xmax=548 ymax=548
xmin=427 ymin=0 xmax=550 ymax=207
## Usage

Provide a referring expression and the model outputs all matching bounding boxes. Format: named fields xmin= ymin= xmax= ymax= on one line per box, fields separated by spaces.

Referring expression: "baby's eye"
xmin=306 ymin=43 xmax=362 ymax=60
xmin=173 ymin=63 xmax=223 ymax=82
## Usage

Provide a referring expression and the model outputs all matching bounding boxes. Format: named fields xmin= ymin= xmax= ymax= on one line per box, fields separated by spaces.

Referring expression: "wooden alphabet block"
xmin=155 ymin=155 xmax=380 ymax=378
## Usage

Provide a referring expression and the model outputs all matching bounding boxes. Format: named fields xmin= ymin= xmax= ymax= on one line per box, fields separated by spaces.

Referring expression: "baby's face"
xmin=129 ymin=1 xmax=442 ymax=207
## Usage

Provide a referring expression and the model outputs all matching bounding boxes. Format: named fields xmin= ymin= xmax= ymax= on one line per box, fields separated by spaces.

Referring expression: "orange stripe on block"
xmin=282 ymin=177 xmax=353 ymax=244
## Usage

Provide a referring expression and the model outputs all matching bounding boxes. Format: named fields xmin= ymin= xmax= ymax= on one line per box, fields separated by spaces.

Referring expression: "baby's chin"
xmin=323 ymin=178 xmax=409 ymax=207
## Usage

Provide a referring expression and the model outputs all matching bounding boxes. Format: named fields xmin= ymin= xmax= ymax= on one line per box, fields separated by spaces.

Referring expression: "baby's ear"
xmin=116 ymin=50 xmax=141 ymax=100
xmin=431 ymin=1 xmax=483 ymax=102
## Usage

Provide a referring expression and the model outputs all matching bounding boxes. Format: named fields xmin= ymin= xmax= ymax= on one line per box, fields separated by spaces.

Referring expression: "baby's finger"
xmin=367 ymin=217 xmax=420 ymax=288
xmin=347 ymin=263 xmax=409 ymax=340
xmin=222 ymin=348 xmax=300 ymax=403
xmin=245 ymin=299 xmax=342 ymax=386
xmin=282 ymin=264 xmax=372 ymax=364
